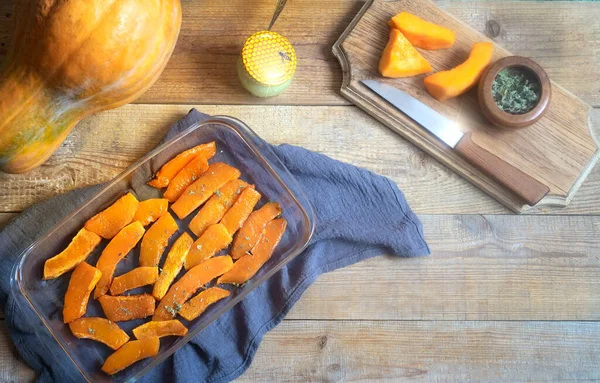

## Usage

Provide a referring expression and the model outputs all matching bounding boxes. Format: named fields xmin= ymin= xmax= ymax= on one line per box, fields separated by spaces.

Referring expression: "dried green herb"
xmin=492 ymin=67 xmax=540 ymax=115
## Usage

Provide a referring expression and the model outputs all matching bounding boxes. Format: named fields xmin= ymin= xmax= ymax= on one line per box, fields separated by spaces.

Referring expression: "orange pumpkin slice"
xmin=98 ymin=294 xmax=156 ymax=322
xmin=153 ymin=232 xmax=194 ymax=301
xmin=231 ymin=202 xmax=282 ymax=260
xmin=43 ymin=228 xmax=101 ymax=280
xmin=188 ymin=180 xmax=251 ymax=237
xmin=133 ymin=320 xmax=188 ymax=339
xmin=379 ymin=28 xmax=433 ymax=78
xmin=94 ymin=221 xmax=145 ymax=298
xmin=63 ymin=262 xmax=102 ymax=323
xmin=133 ymin=198 xmax=169 ymax=227
xmin=171 ymin=162 xmax=241 ymax=219
xmin=110 ymin=267 xmax=159 ymax=296
xmin=101 ymin=338 xmax=160 ymax=375
xmin=389 ymin=12 xmax=456 ymax=50
xmin=219 ymin=187 xmax=261 ymax=235
xmin=179 ymin=287 xmax=230 ymax=321
xmin=185 ymin=224 xmax=232 ymax=270
xmin=69 ymin=317 xmax=130 ymax=350
xmin=148 ymin=142 xmax=217 ymax=189
xmin=218 ymin=218 xmax=287 ymax=286
xmin=139 ymin=212 xmax=178 ymax=267
xmin=84 ymin=193 xmax=139 ymax=239
xmin=153 ymin=256 xmax=233 ymax=321
xmin=163 ymin=155 xmax=209 ymax=202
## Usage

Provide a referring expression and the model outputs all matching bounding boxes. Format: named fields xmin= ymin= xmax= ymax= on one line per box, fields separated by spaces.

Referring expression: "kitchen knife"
xmin=362 ymin=79 xmax=550 ymax=206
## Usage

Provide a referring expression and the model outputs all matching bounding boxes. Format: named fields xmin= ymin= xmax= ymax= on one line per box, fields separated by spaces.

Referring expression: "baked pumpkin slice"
xmin=132 ymin=320 xmax=188 ymax=339
xmin=163 ymin=155 xmax=209 ymax=202
xmin=171 ymin=162 xmax=241 ymax=219
xmin=179 ymin=287 xmax=230 ymax=321
xmin=133 ymin=198 xmax=169 ymax=227
xmin=218 ymin=218 xmax=287 ymax=286
xmin=43 ymin=227 xmax=101 ymax=280
xmin=102 ymin=338 xmax=160 ymax=375
xmin=110 ymin=267 xmax=159 ymax=296
xmin=188 ymin=180 xmax=251 ymax=237
xmin=63 ymin=262 xmax=102 ymax=323
xmin=98 ymin=294 xmax=156 ymax=322
xmin=153 ymin=232 xmax=194 ymax=301
xmin=84 ymin=193 xmax=139 ymax=239
xmin=148 ymin=142 xmax=217 ymax=189
xmin=153 ymin=256 xmax=233 ymax=321
xmin=69 ymin=317 xmax=130 ymax=350
xmin=94 ymin=221 xmax=145 ymax=298
xmin=139 ymin=212 xmax=178 ymax=267
xmin=185 ymin=224 xmax=232 ymax=270
xmin=231 ymin=202 xmax=282 ymax=259
xmin=219 ymin=187 xmax=261 ymax=235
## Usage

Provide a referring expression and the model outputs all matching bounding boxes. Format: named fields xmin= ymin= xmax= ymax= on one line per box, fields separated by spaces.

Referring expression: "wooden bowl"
xmin=478 ymin=56 xmax=551 ymax=129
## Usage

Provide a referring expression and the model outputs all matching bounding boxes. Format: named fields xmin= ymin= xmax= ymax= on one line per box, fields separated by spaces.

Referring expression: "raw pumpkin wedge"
xmin=379 ymin=28 xmax=433 ymax=78
xmin=132 ymin=320 xmax=188 ymax=339
xmin=185 ymin=224 xmax=232 ymax=270
xmin=188 ymin=180 xmax=251 ymax=237
xmin=153 ymin=256 xmax=233 ymax=321
xmin=389 ymin=12 xmax=455 ymax=50
xmin=218 ymin=218 xmax=287 ymax=286
xmin=219 ymin=187 xmax=262 ymax=235
xmin=153 ymin=232 xmax=194 ymax=301
xmin=139 ymin=212 xmax=178 ymax=267
xmin=94 ymin=221 xmax=145 ymax=299
xmin=171 ymin=162 xmax=242 ymax=219
xmin=84 ymin=193 xmax=139 ymax=239
xmin=424 ymin=42 xmax=494 ymax=101
xmin=63 ymin=262 xmax=102 ymax=323
xmin=163 ymin=155 xmax=209 ymax=202
xmin=43 ymin=228 xmax=101 ymax=280
xmin=148 ymin=142 xmax=217 ymax=189
xmin=110 ymin=267 xmax=159 ymax=296
xmin=231 ymin=202 xmax=282 ymax=260
xmin=179 ymin=287 xmax=230 ymax=321
xmin=68 ymin=317 xmax=130 ymax=350
xmin=133 ymin=198 xmax=169 ymax=227
xmin=101 ymin=337 xmax=160 ymax=375
xmin=98 ymin=294 xmax=156 ymax=322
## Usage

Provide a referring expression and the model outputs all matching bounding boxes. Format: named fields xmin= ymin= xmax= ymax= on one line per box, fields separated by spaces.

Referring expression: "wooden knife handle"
xmin=455 ymin=133 xmax=550 ymax=206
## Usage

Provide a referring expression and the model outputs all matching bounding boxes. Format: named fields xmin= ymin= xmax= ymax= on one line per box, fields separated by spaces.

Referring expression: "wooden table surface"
xmin=2 ymin=0 xmax=600 ymax=381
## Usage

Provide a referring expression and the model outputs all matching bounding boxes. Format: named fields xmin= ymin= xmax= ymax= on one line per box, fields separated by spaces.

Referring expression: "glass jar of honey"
xmin=237 ymin=31 xmax=296 ymax=98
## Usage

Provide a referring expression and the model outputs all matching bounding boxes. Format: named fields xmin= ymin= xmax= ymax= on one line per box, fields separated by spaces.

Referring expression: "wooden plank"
xmin=1 ymin=320 xmax=599 ymax=382
xmin=0 ymin=1 xmax=599 ymax=106
xmin=334 ymin=0 xmax=598 ymax=213
xmin=0 ymin=322 xmax=36 ymax=382
xmin=0 ymin=104 xmax=598 ymax=214
xmin=288 ymin=214 xmax=600 ymax=321
xmin=2 ymin=214 xmax=599 ymax=321
xmin=238 ymin=321 xmax=600 ymax=382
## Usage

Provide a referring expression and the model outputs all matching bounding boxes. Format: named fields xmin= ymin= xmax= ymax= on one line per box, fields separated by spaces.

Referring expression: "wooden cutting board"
xmin=332 ymin=0 xmax=599 ymax=213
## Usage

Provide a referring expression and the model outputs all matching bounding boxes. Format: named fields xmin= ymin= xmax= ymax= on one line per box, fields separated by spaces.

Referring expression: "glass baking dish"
xmin=10 ymin=116 xmax=315 ymax=382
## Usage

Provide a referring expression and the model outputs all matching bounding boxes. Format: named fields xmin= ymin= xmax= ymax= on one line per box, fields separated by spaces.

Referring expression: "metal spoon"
xmin=268 ymin=0 xmax=288 ymax=30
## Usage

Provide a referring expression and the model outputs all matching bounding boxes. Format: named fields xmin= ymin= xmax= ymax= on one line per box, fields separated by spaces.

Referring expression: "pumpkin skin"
xmin=0 ymin=0 xmax=182 ymax=173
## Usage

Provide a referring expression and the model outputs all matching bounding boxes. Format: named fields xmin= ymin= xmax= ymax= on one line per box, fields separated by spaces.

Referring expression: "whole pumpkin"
xmin=0 ymin=0 xmax=182 ymax=173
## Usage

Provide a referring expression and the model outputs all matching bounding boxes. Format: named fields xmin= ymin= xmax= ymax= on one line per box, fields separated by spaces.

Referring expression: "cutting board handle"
xmin=455 ymin=133 xmax=550 ymax=206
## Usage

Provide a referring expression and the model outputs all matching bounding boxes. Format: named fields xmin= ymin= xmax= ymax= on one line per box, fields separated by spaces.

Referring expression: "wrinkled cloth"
xmin=0 ymin=109 xmax=429 ymax=382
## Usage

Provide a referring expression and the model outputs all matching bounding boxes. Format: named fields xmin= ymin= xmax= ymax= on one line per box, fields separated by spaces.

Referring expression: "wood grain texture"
xmin=2 ymin=320 xmax=600 ymax=382
xmin=333 ymin=0 xmax=599 ymax=213
xmin=289 ymin=214 xmax=600 ymax=321
xmin=1 ymin=105 xmax=598 ymax=215
xmin=1 ymin=1 xmax=599 ymax=106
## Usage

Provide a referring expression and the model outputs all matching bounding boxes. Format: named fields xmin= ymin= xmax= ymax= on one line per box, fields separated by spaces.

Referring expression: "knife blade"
xmin=361 ymin=79 xmax=550 ymax=206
